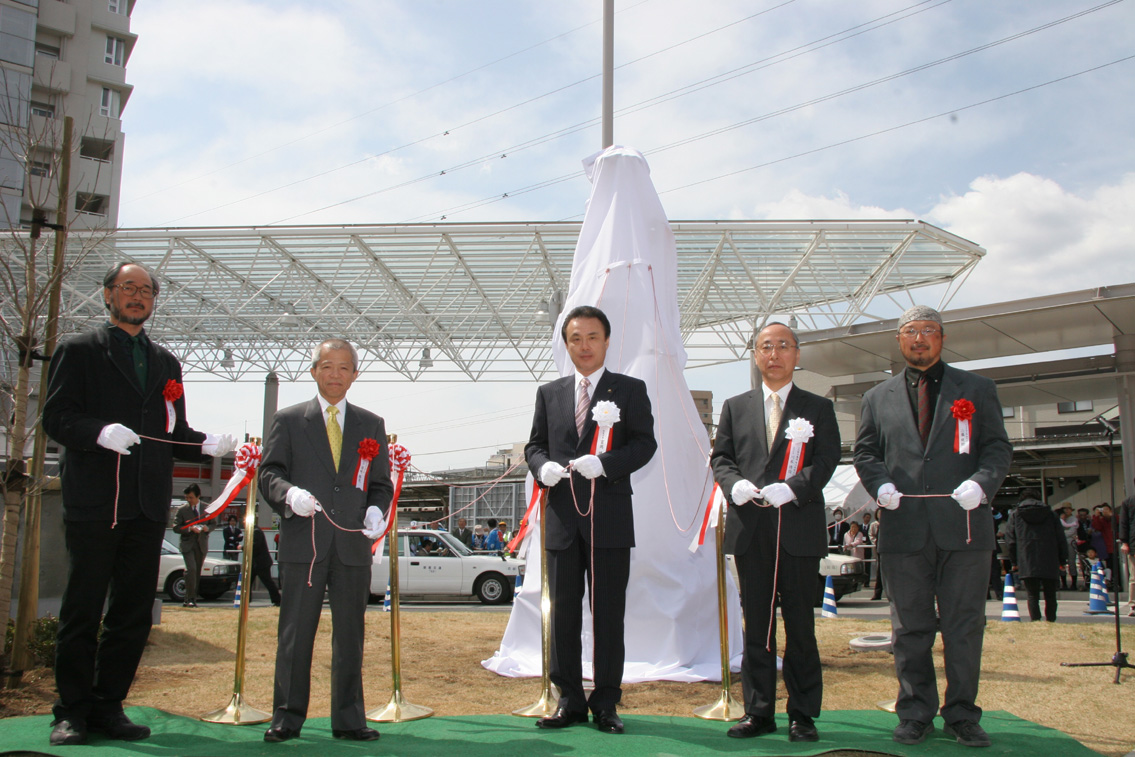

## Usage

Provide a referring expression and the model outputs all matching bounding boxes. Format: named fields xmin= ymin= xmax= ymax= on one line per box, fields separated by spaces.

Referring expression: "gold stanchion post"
xmin=367 ymin=490 xmax=433 ymax=722
xmin=201 ymin=440 xmax=272 ymax=724
xmin=693 ymin=507 xmax=745 ymax=720
xmin=513 ymin=489 xmax=560 ymax=717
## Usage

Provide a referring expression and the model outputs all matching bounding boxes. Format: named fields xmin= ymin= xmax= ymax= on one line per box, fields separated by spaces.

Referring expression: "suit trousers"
xmin=882 ymin=542 xmax=989 ymax=725
xmin=272 ymin=549 xmax=370 ymax=731
xmin=1021 ymin=577 xmax=1058 ymax=622
xmin=546 ymin=536 xmax=630 ymax=713
xmin=734 ymin=535 xmax=822 ymax=721
xmin=54 ymin=517 xmax=166 ymax=722
xmin=181 ymin=541 xmax=206 ymax=601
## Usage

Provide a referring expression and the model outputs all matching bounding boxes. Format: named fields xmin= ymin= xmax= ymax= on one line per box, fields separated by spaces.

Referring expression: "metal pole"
xmin=513 ymin=489 xmax=559 ymax=717
xmin=693 ymin=503 xmax=744 ymax=720
xmin=601 ymin=0 xmax=614 ymax=148
xmin=201 ymin=440 xmax=271 ymax=724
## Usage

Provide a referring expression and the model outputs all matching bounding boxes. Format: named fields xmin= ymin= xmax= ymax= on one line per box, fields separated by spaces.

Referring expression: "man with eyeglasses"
xmin=43 ymin=262 xmax=237 ymax=746
xmin=854 ymin=305 xmax=1011 ymax=748
xmin=711 ymin=322 xmax=840 ymax=743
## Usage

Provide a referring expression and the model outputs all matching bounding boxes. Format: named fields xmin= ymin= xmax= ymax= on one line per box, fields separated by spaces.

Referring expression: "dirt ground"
xmin=2 ymin=607 xmax=1132 ymax=755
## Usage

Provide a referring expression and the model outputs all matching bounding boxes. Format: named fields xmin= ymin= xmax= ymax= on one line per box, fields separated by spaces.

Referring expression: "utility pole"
xmin=602 ymin=0 xmax=614 ymax=148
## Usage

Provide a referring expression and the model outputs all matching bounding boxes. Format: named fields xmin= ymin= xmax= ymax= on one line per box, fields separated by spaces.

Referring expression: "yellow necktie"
xmin=327 ymin=405 xmax=343 ymax=471
xmin=767 ymin=392 xmax=782 ymax=450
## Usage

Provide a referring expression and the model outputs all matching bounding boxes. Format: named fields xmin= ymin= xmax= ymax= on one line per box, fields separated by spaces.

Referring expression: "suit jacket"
xmin=259 ymin=398 xmax=394 ymax=566
xmin=854 ymin=364 xmax=1011 ymax=553
xmin=525 ymin=370 xmax=657 ymax=550
xmin=712 ymin=385 xmax=841 ymax=558
xmin=43 ymin=324 xmax=207 ymax=522
xmin=173 ymin=502 xmax=211 ymax=553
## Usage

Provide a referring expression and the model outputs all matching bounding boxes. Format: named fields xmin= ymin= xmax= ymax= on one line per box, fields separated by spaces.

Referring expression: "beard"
xmin=109 ymin=300 xmax=150 ymax=326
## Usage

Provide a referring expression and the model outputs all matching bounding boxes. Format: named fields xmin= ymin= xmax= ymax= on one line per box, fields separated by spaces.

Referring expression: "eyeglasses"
xmin=898 ymin=326 xmax=941 ymax=338
xmin=756 ymin=341 xmax=798 ymax=355
xmin=113 ymin=283 xmax=156 ymax=299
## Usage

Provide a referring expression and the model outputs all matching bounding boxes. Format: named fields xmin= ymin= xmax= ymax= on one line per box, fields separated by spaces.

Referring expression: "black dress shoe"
xmin=535 ymin=707 xmax=588 ymax=729
xmin=263 ymin=725 xmax=301 ymax=742
xmin=332 ymin=727 xmax=381 ymax=741
xmin=593 ymin=710 xmax=624 ymax=734
xmin=789 ymin=719 xmax=819 ymax=742
xmin=87 ymin=712 xmax=150 ymax=741
xmin=728 ymin=714 xmax=777 ymax=738
xmin=49 ymin=718 xmax=88 ymax=746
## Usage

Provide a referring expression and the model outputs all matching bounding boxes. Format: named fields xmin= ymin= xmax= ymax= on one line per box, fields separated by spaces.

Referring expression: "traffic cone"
xmin=1000 ymin=574 xmax=1020 ymax=621
xmin=1085 ymin=564 xmax=1111 ymax=614
xmin=383 ymin=582 xmax=391 ymax=612
xmin=821 ymin=576 xmax=838 ymax=618
xmin=232 ymin=575 xmax=242 ymax=608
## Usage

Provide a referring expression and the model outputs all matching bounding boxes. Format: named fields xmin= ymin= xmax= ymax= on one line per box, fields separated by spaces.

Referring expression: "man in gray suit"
xmin=855 ymin=306 xmax=1011 ymax=748
xmin=259 ymin=339 xmax=393 ymax=743
xmin=172 ymin=484 xmax=212 ymax=607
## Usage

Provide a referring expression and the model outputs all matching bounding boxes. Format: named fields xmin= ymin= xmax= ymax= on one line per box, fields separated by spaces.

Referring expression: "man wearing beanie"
xmin=854 ymin=305 xmax=1011 ymax=748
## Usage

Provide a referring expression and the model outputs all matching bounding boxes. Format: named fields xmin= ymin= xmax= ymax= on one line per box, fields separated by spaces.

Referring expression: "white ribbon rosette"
xmin=780 ymin=417 xmax=815 ymax=478
xmin=591 ymin=400 xmax=620 ymax=454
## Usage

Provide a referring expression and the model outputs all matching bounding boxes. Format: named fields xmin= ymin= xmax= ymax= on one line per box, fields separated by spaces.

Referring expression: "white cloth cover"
xmin=482 ymin=146 xmax=743 ymax=682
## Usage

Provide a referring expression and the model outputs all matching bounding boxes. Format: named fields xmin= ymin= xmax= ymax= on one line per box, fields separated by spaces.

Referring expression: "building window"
xmin=75 ymin=192 xmax=109 ymax=215
xmin=80 ymin=137 xmax=114 ymax=162
xmin=109 ymin=0 xmax=128 ymax=14
xmin=1056 ymin=400 xmax=1093 ymax=414
xmin=29 ymin=160 xmax=52 ymax=177
xmin=35 ymin=42 xmax=60 ymax=59
xmin=105 ymin=36 xmax=126 ymax=66
xmin=100 ymin=87 xmax=120 ymax=118
xmin=1001 ymin=406 xmax=1015 ymax=419
xmin=30 ymin=101 xmax=54 ymax=118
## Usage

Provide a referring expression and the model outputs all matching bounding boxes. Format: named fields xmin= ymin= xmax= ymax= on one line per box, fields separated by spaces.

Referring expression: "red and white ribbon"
xmin=162 ymin=380 xmax=183 ymax=433
xmin=689 ymin=483 xmax=724 ymax=553
xmin=372 ymin=442 xmax=410 ymax=556
xmin=778 ymin=418 xmax=814 ymax=479
xmin=353 ymin=438 xmax=381 ymax=491
xmin=506 ymin=483 xmax=542 ymax=554
xmin=183 ymin=443 xmax=260 ymax=527
xmin=952 ymin=399 xmax=975 ymax=454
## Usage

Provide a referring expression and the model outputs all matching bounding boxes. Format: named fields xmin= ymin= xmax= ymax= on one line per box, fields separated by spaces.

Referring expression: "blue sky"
xmin=116 ymin=0 xmax=1135 ymax=468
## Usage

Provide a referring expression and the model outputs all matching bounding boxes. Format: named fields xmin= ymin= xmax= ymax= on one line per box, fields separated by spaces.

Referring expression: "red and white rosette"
xmin=778 ymin=418 xmax=814 ymax=479
xmin=952 ymin=398 xmax=975 ymax=454
xmin=590 ymin=400 xmax=620 ymax=454
xmin=188 ymin=442 xmax=261 ymax=526
xmin=162 ymin=380 xmax=183 ymax=433
xmin=352 ymin=438 xmax=380 ymax=491
xmin=372 ymin=442 xmax=410 ymax=557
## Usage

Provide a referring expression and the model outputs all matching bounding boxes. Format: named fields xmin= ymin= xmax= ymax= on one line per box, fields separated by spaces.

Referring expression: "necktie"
xmin=766 ymin=392 xmax=782 ymax=450
xmin=327 ymin=405 xmax=343 ymax=471
xmin=917 ymin=372 xmax=932 ymax=446
xmin=575 ymin=377 xmax=591 ymax=436
xmin=127 ymin=335 xmax=147 ymax=387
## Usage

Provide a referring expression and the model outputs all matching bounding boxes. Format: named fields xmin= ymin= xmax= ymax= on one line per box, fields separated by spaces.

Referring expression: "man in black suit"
xmin=259 ymin=338 xmax=393 ymax=743
xmin=711 ymin=322 xmax=840 ymax=743
xmin=42 ymin=262 xmax=237 ymax=746
xmin=172 ymin=484 xmax=211 ymax=607
xmin=525 ymin=306 xmax=657 ymax=735
xmin=452 ymin=517 xmax=473 ymax=547
xmin=855 ymin=305 xmax=1011 ymax=748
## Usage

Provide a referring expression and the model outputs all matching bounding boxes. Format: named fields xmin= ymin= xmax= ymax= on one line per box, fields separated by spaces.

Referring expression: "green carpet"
xmin=0 ymin=707 xmax=1097 ymax=756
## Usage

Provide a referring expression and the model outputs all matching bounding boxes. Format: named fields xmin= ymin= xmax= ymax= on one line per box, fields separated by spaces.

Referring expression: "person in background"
xmin=1091 ymin=504 xmax=1115 ymax=589
xmin=452 ymin=517 xmax=473 ymax=547
xmin=250 ymin=525 xmax=281 ymax=606
xmin=1058 ymin=506 xmax=1078 ymax=590
xmin=485 ymin=521 xmax=508 ymax=551
xmin=471 ymin=525 xmax=486 ymax=550
xmin=223 ymin=514 xmax=243 ymax=560
xmin=827 ymin=508 xmax=849 ymax=548
xmin=1004 ymin=489 xmax=1068 ymax=622
xmin=1118 ymin=482 xmax=1135 ymax=617
xmin=1074 ymin=508 xmax=1093 ymax=588
xmin=843 ymin=520 xmax=867 ymax=559
xmin=173 ymin=485 xmax=212 ymax=608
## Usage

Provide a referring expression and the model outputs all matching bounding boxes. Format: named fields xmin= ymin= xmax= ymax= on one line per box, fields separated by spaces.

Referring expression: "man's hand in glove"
xmin=286 ymin=487 xmax=322 ymax=518
xmin=97 ymin=424 xmax=141 ymax=455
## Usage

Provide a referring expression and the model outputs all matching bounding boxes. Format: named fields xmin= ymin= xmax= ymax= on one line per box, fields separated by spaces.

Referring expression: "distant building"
xmin=0 ymin=0 xmax=133 ymax=229
xmin=690 ymin=389 xmax=713 ymax=438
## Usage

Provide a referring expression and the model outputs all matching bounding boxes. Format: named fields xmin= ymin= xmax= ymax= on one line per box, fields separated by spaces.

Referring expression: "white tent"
xmin=823 ymin=464 xmax=874 ymax=515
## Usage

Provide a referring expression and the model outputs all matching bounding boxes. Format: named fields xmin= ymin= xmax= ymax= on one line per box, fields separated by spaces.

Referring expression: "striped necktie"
xmin=575 ymin=377 xmax=591 ymax=436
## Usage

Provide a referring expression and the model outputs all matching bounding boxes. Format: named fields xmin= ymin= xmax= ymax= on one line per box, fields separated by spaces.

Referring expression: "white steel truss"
xmin=5 ymin=220 xmax=983 ymax=382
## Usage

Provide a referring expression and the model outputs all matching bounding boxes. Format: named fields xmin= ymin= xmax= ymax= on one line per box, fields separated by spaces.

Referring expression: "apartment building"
xmin=0 ymin=0 xmax=133 ymax=230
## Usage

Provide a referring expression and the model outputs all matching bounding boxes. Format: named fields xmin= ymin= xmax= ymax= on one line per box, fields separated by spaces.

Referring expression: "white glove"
xmin=539 ymin=461 xmax=568 ymax=487
xmin=952 ymin=479 xmax=984 ymax=511
xmin=97 ymin=423 xmax=141 ymax=455
xmin=569 ymin=455 xmax=605 ymax=480
xmin=877 ymin=483 xmax=903 ymax=510
xmin=760 ymin=482 xmax=795 ymax=507
xmin=286 ymin=486 xmax=322 ymax=518
xmin=362 ymin=506 xmax=386 ymax=539
xmin=731 ymin=479 xmax=762 ymax=505
xmin=201 ymin=432 xmax=239 ymax=457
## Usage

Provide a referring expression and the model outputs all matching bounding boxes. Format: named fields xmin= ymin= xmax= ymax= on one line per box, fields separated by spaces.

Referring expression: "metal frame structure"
xmin=6 ymin=219 xmax=983 ymax=382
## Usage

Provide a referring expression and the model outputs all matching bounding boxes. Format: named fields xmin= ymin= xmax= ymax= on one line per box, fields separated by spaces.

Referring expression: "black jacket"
xmin=1118 ymin=496 xmax=1135 ymax=547
xmin=1005 ymin=498 xmax=1069 ymax=580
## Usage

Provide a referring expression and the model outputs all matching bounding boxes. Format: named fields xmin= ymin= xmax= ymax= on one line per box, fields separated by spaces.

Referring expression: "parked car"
xmin=159 ymin=540 xmax=241 ymax=602
xmin=817 ymin=551 xmax=868 ymax=605
xmin=370 ymin=529 xmax=524 ymax=605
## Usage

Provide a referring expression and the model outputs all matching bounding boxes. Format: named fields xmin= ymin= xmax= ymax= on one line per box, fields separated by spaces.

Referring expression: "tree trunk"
xmin=0 ymin=354 xmax=32 ymax=635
